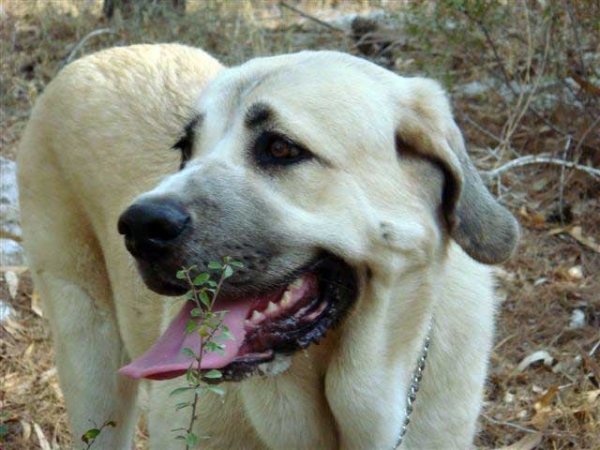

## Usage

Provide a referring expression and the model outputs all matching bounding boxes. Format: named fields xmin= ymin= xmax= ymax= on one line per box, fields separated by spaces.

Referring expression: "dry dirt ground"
xmin=1 ymin=1 xmax=599 ymax=449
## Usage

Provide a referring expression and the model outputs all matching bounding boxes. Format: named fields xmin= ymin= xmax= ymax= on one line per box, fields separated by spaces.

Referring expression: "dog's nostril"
xmin=117 ymin=218 xmax=132 ymax=238
xmin=146 ymin=215 xmax=190 ymax=241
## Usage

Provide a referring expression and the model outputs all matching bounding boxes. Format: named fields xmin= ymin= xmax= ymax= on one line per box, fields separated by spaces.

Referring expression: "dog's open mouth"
xmin=119 ymin=254 xmax=357 ymax=381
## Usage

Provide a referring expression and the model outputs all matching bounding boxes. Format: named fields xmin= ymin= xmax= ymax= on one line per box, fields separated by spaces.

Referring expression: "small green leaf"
xmin=176 ymin=270 xmax=187 ymax=280
xmin=203 ymin=369 xmax=222 ymax=379
xmin=208 ymin=261 xmax=222 ymax=269
xmin=223 ymin=266 xmax=233 ymax=278
xmin=190 ymin=307 xmax=202 ymax=317
xmin=81 ymin=428 xmax=100 ymax=444
xmin=193 ymin=272 xmax=210 ymax=286
xmin=230 ymin=261 xmax=244 ymax=268
xmin=169 ymin=386 xmax=193 ymax=397
xmin=185 ymin=291 xmax=195 ymax=300
xmin=105 ymin=420 xmax=116 ymax=428
xmin=206 ymin=385 xmax=225 ymax=396
xmin=180 ymin=347 xmax=196 ymax=359
xmin=175 ymin=401 xmax=190 ymax=411
xmin=186 ymin=369 xmax=198 ymax=385
xmin=204 ymin=341 xmax=225 ymax=354
xmin=199 ymin=291 xmax=211 ymax=307
xmin=219 ymin=330 xmax=235 ymax=341
xmin=198 ymin=325 xmax=210 ymax=338
xmin=214 ymin=310 xmax=228 ymax=321
xmin=185 ymin=320 xmax=199 ymax=335
xmin=207 ymin=280 xmax=217 ymax=287
xmin=186 ymin=432 xmax=198 ymax=447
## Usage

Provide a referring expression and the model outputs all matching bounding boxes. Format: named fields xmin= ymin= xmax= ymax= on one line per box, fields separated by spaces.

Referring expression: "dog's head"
xmin=118 ymin=51 xmax=518 ymax=381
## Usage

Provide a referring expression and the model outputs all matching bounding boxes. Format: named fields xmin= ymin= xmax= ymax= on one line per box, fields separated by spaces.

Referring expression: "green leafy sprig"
xmin=171 ymin=257 xmax=242 ymax=449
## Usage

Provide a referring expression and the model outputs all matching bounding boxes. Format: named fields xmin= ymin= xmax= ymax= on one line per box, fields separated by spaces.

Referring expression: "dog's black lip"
xmin=135 ymin=260 xmax=189 ymax=296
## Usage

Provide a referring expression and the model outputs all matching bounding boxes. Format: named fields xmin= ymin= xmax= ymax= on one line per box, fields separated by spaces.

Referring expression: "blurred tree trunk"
xmin=103 ymin=0 xmax=185 ymax=18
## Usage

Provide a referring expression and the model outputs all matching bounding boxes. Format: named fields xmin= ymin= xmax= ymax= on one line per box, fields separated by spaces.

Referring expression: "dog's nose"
xmin=118 ymin=198 xmax=190 ymax=257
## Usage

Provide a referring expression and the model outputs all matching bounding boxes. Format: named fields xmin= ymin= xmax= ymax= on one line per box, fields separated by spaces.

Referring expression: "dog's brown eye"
xmin=253 ymin=132 xmax=312 ymax=168
xmin=269 ymin=139 xmax=301 ymax=159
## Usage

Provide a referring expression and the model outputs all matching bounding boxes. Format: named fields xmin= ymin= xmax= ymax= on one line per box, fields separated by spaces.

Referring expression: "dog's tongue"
xmin=119 ymin=298 xmax=254 ymax=380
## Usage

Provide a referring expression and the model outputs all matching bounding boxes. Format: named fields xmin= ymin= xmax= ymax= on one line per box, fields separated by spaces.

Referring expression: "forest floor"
xmin=1 ymin=1 xmax=598 ymax=449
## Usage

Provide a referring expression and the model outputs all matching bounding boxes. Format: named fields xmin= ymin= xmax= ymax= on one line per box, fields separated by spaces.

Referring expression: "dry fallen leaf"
xmin=4 ymin=270 xmax=19 ymax=300
xmin=568 ymin=309 xmax=585 ymax=330
xmin=517 ymin=350 xmax=554 ymax=372
xmin=548 ymin=225 xmax=600 ymax=253
xmin=33 ymin=422 xmax=51 ymax=450
xmin=24 ymin=342 xmax=35 ymax=358
xmin=580 ymin=348 xmax=600 ymax=383
xmin=20 ymin=420 xmax=32 ymax=442
xmin=31 ymin=289 xmax=43 ymax=317
xmin=534 ymin=386 xmax=559 ymax=419
xmin=495 ymin=432 xmax=543 ymax=450
xmin=586 ymin=390 xmax=600 ymax=403
xmin=566 ymin=265 xmax=583 ymax=281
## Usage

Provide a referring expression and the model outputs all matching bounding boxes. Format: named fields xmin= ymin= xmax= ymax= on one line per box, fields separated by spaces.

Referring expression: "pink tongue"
xmin=119 ymin=298 xmax=254 ymax=380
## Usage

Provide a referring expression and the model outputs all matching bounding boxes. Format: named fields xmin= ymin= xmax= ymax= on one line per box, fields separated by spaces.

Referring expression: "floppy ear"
xmin=394 ymin=78 xmax=519 ymax=264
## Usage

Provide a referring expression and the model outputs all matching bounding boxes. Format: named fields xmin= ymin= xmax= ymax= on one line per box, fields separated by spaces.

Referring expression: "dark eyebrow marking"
xmin=244 ymin=103 xmax=273 ymax=129
xmin=172 ymin=113 xmax=203 ymax=170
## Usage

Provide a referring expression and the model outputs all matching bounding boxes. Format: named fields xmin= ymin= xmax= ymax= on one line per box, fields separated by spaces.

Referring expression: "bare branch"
xmin=66 ymin=28 xmax=116 ymax=64
xmin=573 ymin=116 xmax=600 ymax=158
xmin=481 ymin=414 xmax=538 ymax=434
xmin=279 ymin=2 xmax=345 ymax=33
xmin=565 ymin=0 xmax=585 ymax=76
xmin=460 ymin=7 xmax=572 ymax=138
xmin=460 ymin=113 xmax=502 ymax=144
xmin=483 ymin=154 xmax=600 ymax=180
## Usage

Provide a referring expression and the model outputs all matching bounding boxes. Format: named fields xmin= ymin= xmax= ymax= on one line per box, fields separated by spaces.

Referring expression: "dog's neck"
xmin=390 ymin=322 xmax=432 ymax=449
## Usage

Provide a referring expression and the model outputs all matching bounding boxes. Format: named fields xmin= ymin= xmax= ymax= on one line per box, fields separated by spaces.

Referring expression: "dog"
xmin=18 ymin=44 xmax=518 ymax=449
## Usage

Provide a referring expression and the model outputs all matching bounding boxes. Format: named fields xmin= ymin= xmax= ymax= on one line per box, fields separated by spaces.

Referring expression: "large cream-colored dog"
xmin=18 ymin=44 xmax=518 ymax=449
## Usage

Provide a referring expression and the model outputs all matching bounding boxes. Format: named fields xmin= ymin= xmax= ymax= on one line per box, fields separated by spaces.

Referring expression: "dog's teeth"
xmin=280 ymin=291 xmax=292 ymax=308
xmin=251 ymin=310 xmax=266 ymax=323
xmin=289 ymin=277 xmax=304 ymax=290
xmin=244 ymin=319 xmax=255 ymax=329
xmin=265 ymin=301 xmax=278 ymax=315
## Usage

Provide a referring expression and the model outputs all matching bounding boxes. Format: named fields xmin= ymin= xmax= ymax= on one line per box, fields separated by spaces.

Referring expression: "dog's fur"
xmin=18 ymin=44 xmax=518 ymax=449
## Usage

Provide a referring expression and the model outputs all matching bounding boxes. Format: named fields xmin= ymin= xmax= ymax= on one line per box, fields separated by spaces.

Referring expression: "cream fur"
xmin=18 ymin=44 xmax=505 ymax=449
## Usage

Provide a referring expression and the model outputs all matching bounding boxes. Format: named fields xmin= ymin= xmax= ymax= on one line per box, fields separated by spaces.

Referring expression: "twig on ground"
xmin=483 ymin=155 xmax=600 ymax=180
xmin=66 ymin=28 xmax=116 ymax=64
xmin=565 ymin=0 xmax=585 ymax=76
xmin=481 ymin=414 xmax=538 ymax=434
xmin=573 ymin=116 xmax=600 ymax=159
xmin=558 ymin=136 xmax=571 ymax=223
xmin=461 ymin=113 xmax=503 ymax=145
xmin=279 ymin=2 xmax=345 ymax=33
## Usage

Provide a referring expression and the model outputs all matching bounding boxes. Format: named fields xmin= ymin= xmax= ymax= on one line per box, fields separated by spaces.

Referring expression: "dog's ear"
xmin=393 ymin=78 xmax=519 ymax=264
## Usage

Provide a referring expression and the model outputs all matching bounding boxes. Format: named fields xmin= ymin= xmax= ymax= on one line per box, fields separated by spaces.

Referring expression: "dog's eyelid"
xmin=173 ymin=114 xmax=203 ymax=170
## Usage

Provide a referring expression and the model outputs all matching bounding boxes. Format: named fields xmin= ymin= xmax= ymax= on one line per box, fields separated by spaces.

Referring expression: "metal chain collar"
xmin=391 ymin=324 xmax=433 ymax=449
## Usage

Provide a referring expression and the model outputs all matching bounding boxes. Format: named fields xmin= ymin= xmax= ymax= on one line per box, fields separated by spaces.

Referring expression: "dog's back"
xmin=17 ymin=44 xmax=223 ymax=448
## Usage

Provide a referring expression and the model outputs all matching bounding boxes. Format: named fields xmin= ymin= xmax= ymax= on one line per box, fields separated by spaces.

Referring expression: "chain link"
xmin=391 ymin=324 xmax=432 ymax=449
